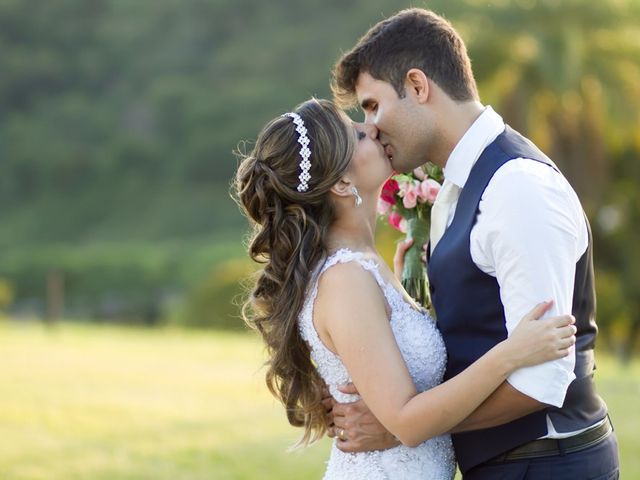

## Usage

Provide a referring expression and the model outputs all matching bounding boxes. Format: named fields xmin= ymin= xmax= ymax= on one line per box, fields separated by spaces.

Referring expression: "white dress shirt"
xmin=441 ymin=106 xmax=590 ymax=437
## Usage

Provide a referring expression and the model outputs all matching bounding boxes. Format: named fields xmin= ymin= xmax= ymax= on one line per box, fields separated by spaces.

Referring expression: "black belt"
xmin=489 ymin=416 xmax=613 ymax=463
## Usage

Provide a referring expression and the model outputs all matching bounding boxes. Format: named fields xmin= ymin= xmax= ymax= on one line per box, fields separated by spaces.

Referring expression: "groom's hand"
xmin=331 ymin=383 xmax=401 ymax=453
xmin=322 ymin=387 xmax=337 ymax=433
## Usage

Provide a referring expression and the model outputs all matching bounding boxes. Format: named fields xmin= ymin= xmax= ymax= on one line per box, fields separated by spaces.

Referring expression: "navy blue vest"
xmin=427 ymin=127 xmax=607 ymax=473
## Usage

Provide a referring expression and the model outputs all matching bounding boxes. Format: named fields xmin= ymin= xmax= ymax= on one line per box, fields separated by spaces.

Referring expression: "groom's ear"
xmin=330 ymin=177 xmax=353 ymax=198
xmin=405 ymin=69 xmax=430 ymax=104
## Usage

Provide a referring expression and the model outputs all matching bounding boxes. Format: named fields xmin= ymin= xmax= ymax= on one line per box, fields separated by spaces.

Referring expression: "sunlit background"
xmin=0 ymin=0 xmax=638 ymax=478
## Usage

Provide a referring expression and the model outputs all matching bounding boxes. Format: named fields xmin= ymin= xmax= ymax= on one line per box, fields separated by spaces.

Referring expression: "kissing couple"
xmin=234 ymin=8 xmax=619 ymax=479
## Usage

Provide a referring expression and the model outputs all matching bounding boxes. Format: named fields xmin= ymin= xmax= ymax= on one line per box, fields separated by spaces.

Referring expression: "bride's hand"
xmin=504 ymin=300 xmax=576 ymax=371
xmin=393 ymin=238 xmax=430 ymax=281
xmin=393 ymin=238 xmax=413 ymax=281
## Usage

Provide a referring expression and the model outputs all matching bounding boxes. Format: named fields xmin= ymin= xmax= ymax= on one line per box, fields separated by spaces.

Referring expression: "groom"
xmin=327 ymin=8 xmax=619 ymax=479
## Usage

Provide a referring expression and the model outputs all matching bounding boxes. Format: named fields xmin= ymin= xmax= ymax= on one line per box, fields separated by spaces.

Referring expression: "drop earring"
xmin=352 ymin=186 xmax=363 ymax=207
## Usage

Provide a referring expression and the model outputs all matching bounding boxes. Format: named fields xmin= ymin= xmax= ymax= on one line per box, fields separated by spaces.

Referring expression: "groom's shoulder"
xmin=484 ymin=158 xmax=582 ymax=212
xmin=492 ymin=156 xmax=571 ymax=190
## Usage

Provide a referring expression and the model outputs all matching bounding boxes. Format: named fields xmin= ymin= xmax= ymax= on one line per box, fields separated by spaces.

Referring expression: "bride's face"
xmin=347 ymin=121 xmax=394 ymax=195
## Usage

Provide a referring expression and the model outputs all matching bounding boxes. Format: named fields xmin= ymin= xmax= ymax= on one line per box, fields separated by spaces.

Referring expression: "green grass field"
xmin=0 ymin=322 xmax=637 ymax=479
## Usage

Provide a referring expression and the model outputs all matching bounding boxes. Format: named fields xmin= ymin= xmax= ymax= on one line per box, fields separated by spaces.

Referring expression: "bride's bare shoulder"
xmin=314 ymin=260 xmax=386 ymax=317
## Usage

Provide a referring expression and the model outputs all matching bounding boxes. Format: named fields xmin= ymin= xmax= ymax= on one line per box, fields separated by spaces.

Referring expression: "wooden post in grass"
xmin=46 ymin=270 xmax=64 ymax=323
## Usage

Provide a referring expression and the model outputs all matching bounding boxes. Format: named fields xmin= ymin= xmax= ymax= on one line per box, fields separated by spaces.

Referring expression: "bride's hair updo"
xmin=234 ymin=98 xmax=355 ymax=445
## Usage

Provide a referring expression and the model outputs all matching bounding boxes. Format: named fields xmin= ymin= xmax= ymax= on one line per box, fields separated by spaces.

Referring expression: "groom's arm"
xmin=329 ymin=379 xmax=546 ymax=450
xmin=325 ymin=385 xmax=401 ymax=452
xmin=460 ymin=159 xmax=586 ymax=426
xmin=448 ymin=381 xmax=545 ymax=432
xmin=329 ymin=373 xmax=547 ymax=450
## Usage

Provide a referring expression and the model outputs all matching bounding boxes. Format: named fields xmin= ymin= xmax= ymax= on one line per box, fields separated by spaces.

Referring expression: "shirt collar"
xmin=443 ymin=106 xmax=505 ymax=189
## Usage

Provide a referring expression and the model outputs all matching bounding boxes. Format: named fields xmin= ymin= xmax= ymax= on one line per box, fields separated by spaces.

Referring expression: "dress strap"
xmin=319 ymin=248 xmax=386 ymax=288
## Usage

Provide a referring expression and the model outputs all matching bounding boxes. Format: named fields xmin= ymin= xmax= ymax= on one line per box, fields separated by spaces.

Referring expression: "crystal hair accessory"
xmin=282 ymin=112 xmax=312 ymax=192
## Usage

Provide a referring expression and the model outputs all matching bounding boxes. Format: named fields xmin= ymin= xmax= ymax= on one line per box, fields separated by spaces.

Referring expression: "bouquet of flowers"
xmin=377 ymin=163 xmax=444 ymax=307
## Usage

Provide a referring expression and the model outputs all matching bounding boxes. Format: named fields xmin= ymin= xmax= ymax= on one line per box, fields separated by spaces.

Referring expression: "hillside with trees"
xmin=1 ymin=0 xmax=638 ymax=358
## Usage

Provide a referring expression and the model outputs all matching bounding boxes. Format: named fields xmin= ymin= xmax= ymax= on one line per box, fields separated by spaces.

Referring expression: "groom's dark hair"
xmin=332 ymin=8 xmax=479 ymax=108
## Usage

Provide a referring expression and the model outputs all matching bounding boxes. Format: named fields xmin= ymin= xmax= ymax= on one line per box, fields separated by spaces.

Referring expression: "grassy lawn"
xmin=0 ymin=322 xmax=637 ymax=479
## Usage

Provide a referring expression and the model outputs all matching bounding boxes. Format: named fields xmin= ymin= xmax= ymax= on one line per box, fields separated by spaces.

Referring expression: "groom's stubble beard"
xmin=415 ymin=114 xmax=450 ymax=170
xmin=394 ymin=97 xmax=448 ymax=172
xmin=387 ymin=101 xmax=436 ymax=172
xmin=425 ymin=128 xmax=448 ymax=169
xmin=396 ymin=121 xmax=440 ymax=172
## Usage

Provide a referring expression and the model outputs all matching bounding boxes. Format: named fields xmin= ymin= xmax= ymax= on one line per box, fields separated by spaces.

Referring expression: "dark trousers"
xmin=463 ymin=433 xmax=619 ymax=480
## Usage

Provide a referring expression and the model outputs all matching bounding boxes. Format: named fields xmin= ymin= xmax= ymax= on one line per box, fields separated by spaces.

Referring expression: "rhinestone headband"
xmin=282 ymin=112 xmax=312 ymax=192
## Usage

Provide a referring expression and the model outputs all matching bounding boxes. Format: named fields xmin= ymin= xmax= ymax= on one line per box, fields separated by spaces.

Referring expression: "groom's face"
xmin=355 ymin=72 xmax=428 ymax=173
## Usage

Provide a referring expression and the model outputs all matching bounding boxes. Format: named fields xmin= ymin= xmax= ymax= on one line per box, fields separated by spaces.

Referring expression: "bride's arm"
xmin=315 ymin=262 xmax=574 ymax=447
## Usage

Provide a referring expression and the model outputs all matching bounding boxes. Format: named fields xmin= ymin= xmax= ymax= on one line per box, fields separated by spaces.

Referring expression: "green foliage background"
xmin=0 ymin=0 xmax=639 ymax=356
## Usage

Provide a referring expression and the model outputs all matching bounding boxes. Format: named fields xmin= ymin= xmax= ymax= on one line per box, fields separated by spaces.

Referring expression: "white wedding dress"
xmin=298 ymin=249 xmax=456 ymax=479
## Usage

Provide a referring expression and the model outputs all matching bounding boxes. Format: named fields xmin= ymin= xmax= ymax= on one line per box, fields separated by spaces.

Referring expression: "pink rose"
xmin=377 ymin=198 xmax=393 ymax=215
xmin=413 ymin=167 xmax=427 ymax=181
xmin=397 ymin=180 xmax=412 ymax=197
xmin=402 ymin=187 xmax=418 ymax=209
xmin=418 ymin=179 xmax=441 ymax=204
xmin=388 ymin=211 xmax=407 ymax=233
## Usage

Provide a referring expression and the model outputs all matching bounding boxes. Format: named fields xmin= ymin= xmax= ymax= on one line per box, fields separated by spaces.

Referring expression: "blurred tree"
xmin=464 ymin=0 xmax=640 ymax=214
xmin=0 ymin=0 xmax=637 ymax=350
xmin=454 ymin=0 xmax=640 ymax=363
xmin=173 ymin=258 xmax=256 ymax=329
xmin=0 ymin=278 xmax=15 ymax=316
xmin=593 ymin=147 xmax=640 ymax=364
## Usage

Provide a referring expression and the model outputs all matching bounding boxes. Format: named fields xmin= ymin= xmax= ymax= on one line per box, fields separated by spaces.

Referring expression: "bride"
xmin=234 ymin=98 xmax=576 ymax=479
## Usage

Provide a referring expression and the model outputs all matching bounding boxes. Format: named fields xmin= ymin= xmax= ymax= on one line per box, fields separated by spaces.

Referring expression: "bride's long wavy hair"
xmin=234 ymin=98 xmax=355 ymax=445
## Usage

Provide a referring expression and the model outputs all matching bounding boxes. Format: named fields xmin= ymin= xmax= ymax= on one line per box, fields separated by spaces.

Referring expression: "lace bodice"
xmin=298 ymin=249 xmax=456 ymax=479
